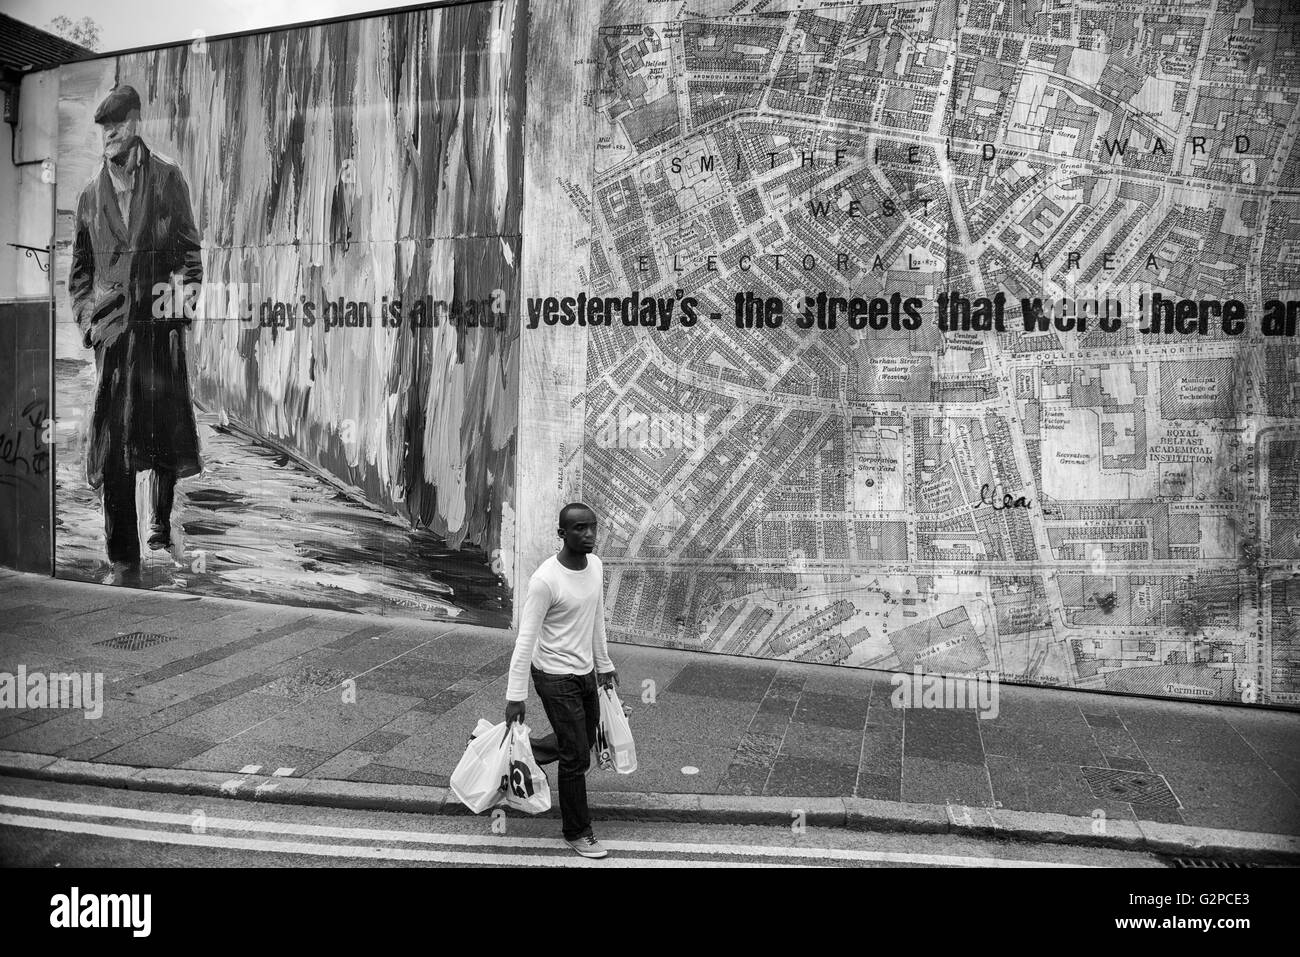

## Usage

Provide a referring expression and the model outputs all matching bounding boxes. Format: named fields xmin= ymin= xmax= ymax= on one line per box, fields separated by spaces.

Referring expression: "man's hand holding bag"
xmin=449 ymin=719 xmax=552 ymax=814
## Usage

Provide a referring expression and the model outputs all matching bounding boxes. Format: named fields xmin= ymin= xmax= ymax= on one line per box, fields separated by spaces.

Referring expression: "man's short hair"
xmin=558 ymin=502 xmax=595 ymax=529
xmin=94 ymin=85 xmax=142 ymax=125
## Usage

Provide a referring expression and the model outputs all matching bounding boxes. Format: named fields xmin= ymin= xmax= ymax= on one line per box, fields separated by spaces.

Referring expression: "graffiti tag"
xmin=0 ymin=400 xmax=51 ymax=481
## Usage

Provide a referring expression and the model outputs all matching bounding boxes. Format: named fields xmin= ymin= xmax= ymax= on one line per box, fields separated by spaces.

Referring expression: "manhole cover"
xmin=1080 ymin=766 xmax=1181 ymax=808
xmin=96 ymin=632 xmax=179 ymax=651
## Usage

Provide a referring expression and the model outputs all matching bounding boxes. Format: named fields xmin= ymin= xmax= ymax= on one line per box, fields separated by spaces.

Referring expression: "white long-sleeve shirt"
xmin=506 ymin=553 xmax=615 ymax=701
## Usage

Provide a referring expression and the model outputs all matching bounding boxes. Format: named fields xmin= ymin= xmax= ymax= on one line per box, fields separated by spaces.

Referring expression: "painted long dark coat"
xmin=68 ymin=140 xmax=203 ymax=488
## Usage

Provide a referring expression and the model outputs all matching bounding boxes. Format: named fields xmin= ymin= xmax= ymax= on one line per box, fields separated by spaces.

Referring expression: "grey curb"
xmin=3 ymin=750 xmax=1297 ymax=862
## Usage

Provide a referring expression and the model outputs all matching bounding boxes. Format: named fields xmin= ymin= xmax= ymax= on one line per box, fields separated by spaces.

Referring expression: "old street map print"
xmin=574 ymin=0 xmax=1299 ymax=705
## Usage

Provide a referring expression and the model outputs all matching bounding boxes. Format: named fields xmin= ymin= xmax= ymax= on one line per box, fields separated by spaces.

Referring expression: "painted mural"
xmin=46 ymin=0 xmax=1300 ymax=705
xmin=515 ymin=0 xmax=1300 ymax=706
xmin=53 ymin=2 xmax=526 ymax=625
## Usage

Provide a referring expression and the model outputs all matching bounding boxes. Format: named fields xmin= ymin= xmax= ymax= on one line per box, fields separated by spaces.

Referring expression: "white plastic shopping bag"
xmin=597 ymin=686 xmax=637 ymax=774
xmin=501 ymin=722 xmax=551 ymax=814
xmin=449 ymin=720 xmax=513 ymax=813
xmin=451 ymin=720 xmax=552 ymax=814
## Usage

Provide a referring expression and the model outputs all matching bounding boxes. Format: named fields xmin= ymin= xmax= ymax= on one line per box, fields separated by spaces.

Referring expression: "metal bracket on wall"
xmin=8 ymin=243 xmax=50 ymax=273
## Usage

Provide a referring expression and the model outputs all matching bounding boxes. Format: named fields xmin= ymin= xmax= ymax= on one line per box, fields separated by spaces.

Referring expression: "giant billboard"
xmin=516 ymin=0 xmax=1300 ymax=707
xmin=49 ymin=0 xmax=1300 ymax=705
xmin=54 ymin=1 xmax=526 ymax=625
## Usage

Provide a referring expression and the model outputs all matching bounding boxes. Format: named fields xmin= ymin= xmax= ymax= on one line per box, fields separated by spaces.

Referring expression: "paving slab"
xmin=766 ymin=755 xmax=859 ymax=797
xmin=902 ymin=755 xmax=995 ymax=807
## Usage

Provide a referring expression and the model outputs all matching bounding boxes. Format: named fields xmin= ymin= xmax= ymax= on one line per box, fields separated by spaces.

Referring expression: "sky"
xmin=2 ymin=0 xmax=444 ymax=54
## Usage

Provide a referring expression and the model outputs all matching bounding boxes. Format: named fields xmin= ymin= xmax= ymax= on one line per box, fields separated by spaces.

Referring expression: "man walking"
xmin=68 ymin=84 xmax=204 ymax=586
xmin=505 ymin=502 xmax=617 ymax=859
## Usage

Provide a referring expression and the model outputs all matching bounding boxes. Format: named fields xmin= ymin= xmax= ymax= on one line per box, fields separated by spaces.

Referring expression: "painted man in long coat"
xmin=68 ymin=84 xmax=203 ymax=585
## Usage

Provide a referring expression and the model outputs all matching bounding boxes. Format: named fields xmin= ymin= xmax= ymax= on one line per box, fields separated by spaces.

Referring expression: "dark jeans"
xmin=530 ymin=667 xmax=598 ymax=841
xmin=102 ymin=462 xmax=175 ymax=564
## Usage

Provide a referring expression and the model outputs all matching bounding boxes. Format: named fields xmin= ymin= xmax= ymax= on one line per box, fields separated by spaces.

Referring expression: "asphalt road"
xmin=0 ymin=776 xmax=1172 ymax=868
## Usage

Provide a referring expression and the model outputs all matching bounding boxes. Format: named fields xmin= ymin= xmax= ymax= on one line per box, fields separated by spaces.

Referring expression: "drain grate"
xmin=1080 ymin=766 xmax=1181 ymax=808
xmin=1170 ymin=857 xmax=1256 ymax=869
xmin=96 ymin=632 xmax=179 ymax=651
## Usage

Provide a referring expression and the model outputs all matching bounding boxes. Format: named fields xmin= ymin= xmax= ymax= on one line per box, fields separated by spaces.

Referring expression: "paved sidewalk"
xmin=1 ymin=569 xmax=1297 ymax=843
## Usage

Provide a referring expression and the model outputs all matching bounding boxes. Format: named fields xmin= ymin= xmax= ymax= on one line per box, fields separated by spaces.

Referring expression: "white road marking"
xmin=273 ymin=768 xmax=295 ymax=777
xmin=238 ymin=765 xmax=262 ymax=774
xmin=0 ymin=794 xmax=1090 ymax=867
xmin=0 ymin=813 xmax=788 ymax=868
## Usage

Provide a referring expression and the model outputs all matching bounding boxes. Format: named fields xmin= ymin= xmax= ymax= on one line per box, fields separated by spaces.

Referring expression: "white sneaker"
xmin=565 ymin=835 xmax=608 ymax=859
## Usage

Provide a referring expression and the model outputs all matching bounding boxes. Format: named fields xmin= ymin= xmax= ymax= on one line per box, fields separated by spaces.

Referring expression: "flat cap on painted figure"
xmin=93 ymin=85 xmax=141 ymax=124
